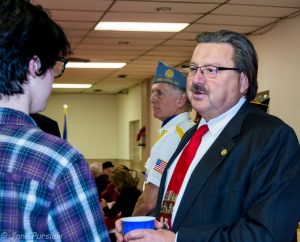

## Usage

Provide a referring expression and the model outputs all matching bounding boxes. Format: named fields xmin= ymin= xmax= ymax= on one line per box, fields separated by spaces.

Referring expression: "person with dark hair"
xmin=102 ymin=166 xmax=141 ymax=219
xmin=0 ymin=0 xmax=109 ymax=241
xmin=115 ymin=30 xmax=300 ymax=242
xmin=95 ymin=161 xmax=115 ymax=197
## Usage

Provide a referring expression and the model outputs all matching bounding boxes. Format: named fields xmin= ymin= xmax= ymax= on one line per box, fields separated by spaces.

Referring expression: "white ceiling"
xmin=31 ymin=0 xmax=300 ymax=94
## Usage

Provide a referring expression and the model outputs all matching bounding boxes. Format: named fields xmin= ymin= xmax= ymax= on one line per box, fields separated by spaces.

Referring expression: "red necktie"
xmin=159 ymin=125 xmax=208 ymax=230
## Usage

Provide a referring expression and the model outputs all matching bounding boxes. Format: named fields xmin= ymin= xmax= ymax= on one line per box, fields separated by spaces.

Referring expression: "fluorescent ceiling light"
xmin=52 ymin=84 xmax=92 ymax=89
xmin=66 ymin=62 xmax=126 ymax=68
xmin=95 ymin=22 xmax=189 ymax=32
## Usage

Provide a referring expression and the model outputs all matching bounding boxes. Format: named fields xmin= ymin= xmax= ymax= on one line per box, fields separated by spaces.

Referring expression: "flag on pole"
xmin=63 ymin=104 xmax=68 ymax=140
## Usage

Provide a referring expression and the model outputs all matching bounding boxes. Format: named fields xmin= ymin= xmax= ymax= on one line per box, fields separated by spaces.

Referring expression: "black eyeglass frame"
xmin=182 ymin=64 xmax=240 ymax=77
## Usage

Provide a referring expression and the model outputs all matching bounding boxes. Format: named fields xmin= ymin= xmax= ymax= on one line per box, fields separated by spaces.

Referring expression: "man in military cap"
xmin=132 ymin=61 xmax=194 ymax=216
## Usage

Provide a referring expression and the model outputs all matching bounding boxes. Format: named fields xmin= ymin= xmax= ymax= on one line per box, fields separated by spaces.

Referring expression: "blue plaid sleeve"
xmin=48 ymin=155 xmax=110 ymax=242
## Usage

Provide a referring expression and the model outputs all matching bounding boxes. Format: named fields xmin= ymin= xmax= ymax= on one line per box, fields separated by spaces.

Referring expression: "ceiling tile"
xmin=213 ymin=4 xmax=299 ymax=17
xmin=31 ymin=0 xmax=113 ymax=11
xmin=197 ymin=14 xmax=277 ymax=26
xmin=50 ymin=10 xmax=103 ymax=22
xmin=229 ymin=0 xmax=300 ymax=8
xmin=184 ymin=23 xmax=259 ymax=34
xmin=101 ymin=12 xmax=201 ymax=22
xmin=110 ymin=1 xmax=219 ymax=13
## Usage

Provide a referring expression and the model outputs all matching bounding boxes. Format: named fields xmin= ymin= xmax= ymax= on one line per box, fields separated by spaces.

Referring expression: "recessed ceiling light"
xmin=66 ymin=62 xmax=126 ymax=68
xmin=95 ymin=22 xmax=189 ymax=32
xmin=156 ymin=6 xmax=172 ymax=12
xmin=52 ymin=84 xmax=92 ymax=89
xmin=118 ymin=41 xmax=130 ymax=45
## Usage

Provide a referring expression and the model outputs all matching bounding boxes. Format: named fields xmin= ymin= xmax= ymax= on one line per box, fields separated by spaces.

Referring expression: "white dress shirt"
xmin=163 ymin=97 xmax=246 ymax=227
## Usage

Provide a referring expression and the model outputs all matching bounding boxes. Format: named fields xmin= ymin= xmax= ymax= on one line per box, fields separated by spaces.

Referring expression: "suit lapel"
xmin=172 ymin=130 xmax=235 ymax=231
xmin=171 ymin=102 xmax=251 ymax=231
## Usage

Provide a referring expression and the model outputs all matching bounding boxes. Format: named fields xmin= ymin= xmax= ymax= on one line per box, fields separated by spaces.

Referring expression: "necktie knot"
xmin=193 ymin=125 xmax=209 ymax=140
xmin=190 ymin=124 xmax=208 ymax=143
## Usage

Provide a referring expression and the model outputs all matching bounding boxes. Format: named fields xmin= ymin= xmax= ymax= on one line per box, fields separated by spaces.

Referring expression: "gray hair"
xmin=169 ymin=84 xmax=192 ymax=111
xmin=195 ymin=30 xmax=258 ymax=101
xmin=89 ymin=162 xmax=102 ymax=176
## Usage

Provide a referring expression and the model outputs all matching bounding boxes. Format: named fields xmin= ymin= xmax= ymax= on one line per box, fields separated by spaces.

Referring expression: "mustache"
xmin=190 ymin=83 xmax=207 ymax=94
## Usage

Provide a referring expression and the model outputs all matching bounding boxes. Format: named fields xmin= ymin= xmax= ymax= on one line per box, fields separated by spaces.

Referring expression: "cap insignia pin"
xmin=165 ymin=69 xmax=174 ymax=79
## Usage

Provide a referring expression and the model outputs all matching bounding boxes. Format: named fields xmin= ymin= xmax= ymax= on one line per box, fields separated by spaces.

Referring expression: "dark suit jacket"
xmin=30 ymin=113 xmax=61 ymax=137
xmin=156 ymin=102 xmax=300 ymax=242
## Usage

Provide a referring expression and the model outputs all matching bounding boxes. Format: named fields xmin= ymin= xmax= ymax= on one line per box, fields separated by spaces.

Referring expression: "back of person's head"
xmin=117 ymin=164 xmax=130 ymax=171
xmin=0 ymin=0 xmax=70 ymax=98
xmin=195 ymin=30 xmax=258 ymax=101
xmin=102 ymin=161 xmax=114 ymax=175
xmin=89 ymin=162 xmax=103 ymax=178
xmin=110 ymin=166 xmax=138 ymax=193
xmin=102 ymin=161 xmax=114 ymax=170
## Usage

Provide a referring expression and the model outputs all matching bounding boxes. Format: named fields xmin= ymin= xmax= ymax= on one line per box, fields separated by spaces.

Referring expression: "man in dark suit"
xmin=115 ymin=30 xmax=300 ymax=242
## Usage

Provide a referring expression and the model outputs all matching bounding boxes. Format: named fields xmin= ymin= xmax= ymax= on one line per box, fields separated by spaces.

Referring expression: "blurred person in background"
xmin=95 ymin=161 xmax=115 ymax=197
xmin=100 ymin=164 xmax=133 ymax=203
xmin=102 ymin=165 xmax=141 ymax=219
xmin=102 ymin=165 xmax=141 ymax=241
xmin=89 ymin=161 xmax=103 ymax=178
xmin=0 ymin=0 xmax=109 ymax=241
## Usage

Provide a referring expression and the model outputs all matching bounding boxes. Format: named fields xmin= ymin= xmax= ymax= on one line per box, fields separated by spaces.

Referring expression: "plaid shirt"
xmin=0 ymin=108 xmax=110 ymax=242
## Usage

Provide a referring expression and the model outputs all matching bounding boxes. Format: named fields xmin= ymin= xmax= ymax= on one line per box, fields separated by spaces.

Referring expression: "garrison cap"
xmin=153 ymin=61 xmax=187 ymax=91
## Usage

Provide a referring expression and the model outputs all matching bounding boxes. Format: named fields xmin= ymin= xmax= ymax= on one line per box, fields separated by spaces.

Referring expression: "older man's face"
xmin=186 ymin=43 xmax=249 ymax=121
xmin=149 ymin=83 xmax=182 ymax=121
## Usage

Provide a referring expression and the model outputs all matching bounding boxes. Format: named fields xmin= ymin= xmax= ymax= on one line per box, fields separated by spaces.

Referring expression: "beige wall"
xmin=116 ymin=84 xmax=142 ymax=160
xmin=43 ymin=86 xmax=143 ymax=161
xmin=42 ymin=93 xmax=118 ymax=159
xmin=249 ymin=14 xmax=300 ymax=139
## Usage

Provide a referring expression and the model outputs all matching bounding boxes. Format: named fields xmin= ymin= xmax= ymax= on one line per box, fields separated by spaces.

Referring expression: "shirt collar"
xmin=0 ymin=108 xmax=37 ymax=127
xmin=161 ymin=115 xmax=176 ymax=127
xmin=199 ymin=96 xmax=246 ymax=136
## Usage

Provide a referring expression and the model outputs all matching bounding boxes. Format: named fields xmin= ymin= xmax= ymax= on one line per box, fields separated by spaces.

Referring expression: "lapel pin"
xmin=221 ymin=148 xmax=227 ymax=156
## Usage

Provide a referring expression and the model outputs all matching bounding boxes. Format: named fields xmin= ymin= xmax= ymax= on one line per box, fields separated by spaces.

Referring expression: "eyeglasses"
xmin=182 ymin=64 xmax=240 ymax=78
xmin=54 ymin=57 xmax=68 ymax=78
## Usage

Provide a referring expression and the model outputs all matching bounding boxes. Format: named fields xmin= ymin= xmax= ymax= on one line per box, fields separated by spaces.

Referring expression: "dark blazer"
xmin=30 ymin=113 xmax=61 ymax=137
xmin=156 ymin=102 xmax=300 ymax=242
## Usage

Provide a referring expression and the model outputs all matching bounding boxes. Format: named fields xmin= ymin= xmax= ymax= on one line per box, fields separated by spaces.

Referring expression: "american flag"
xmin=154 ymin=159 xmax=167 ymax=174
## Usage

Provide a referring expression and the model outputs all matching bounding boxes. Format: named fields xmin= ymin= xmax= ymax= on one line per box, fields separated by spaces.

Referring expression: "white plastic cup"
xmin=121 ymin=216 xmax=156 ymax=235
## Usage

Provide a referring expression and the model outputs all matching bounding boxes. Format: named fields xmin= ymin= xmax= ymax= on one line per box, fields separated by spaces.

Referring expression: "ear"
xmin=239 ymin=72 xmax=249 ymax=95
xmin=176 ymin=92 xmax=187 ymax=109
xmin=28 ymin=57 xmax=41 ymax=78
